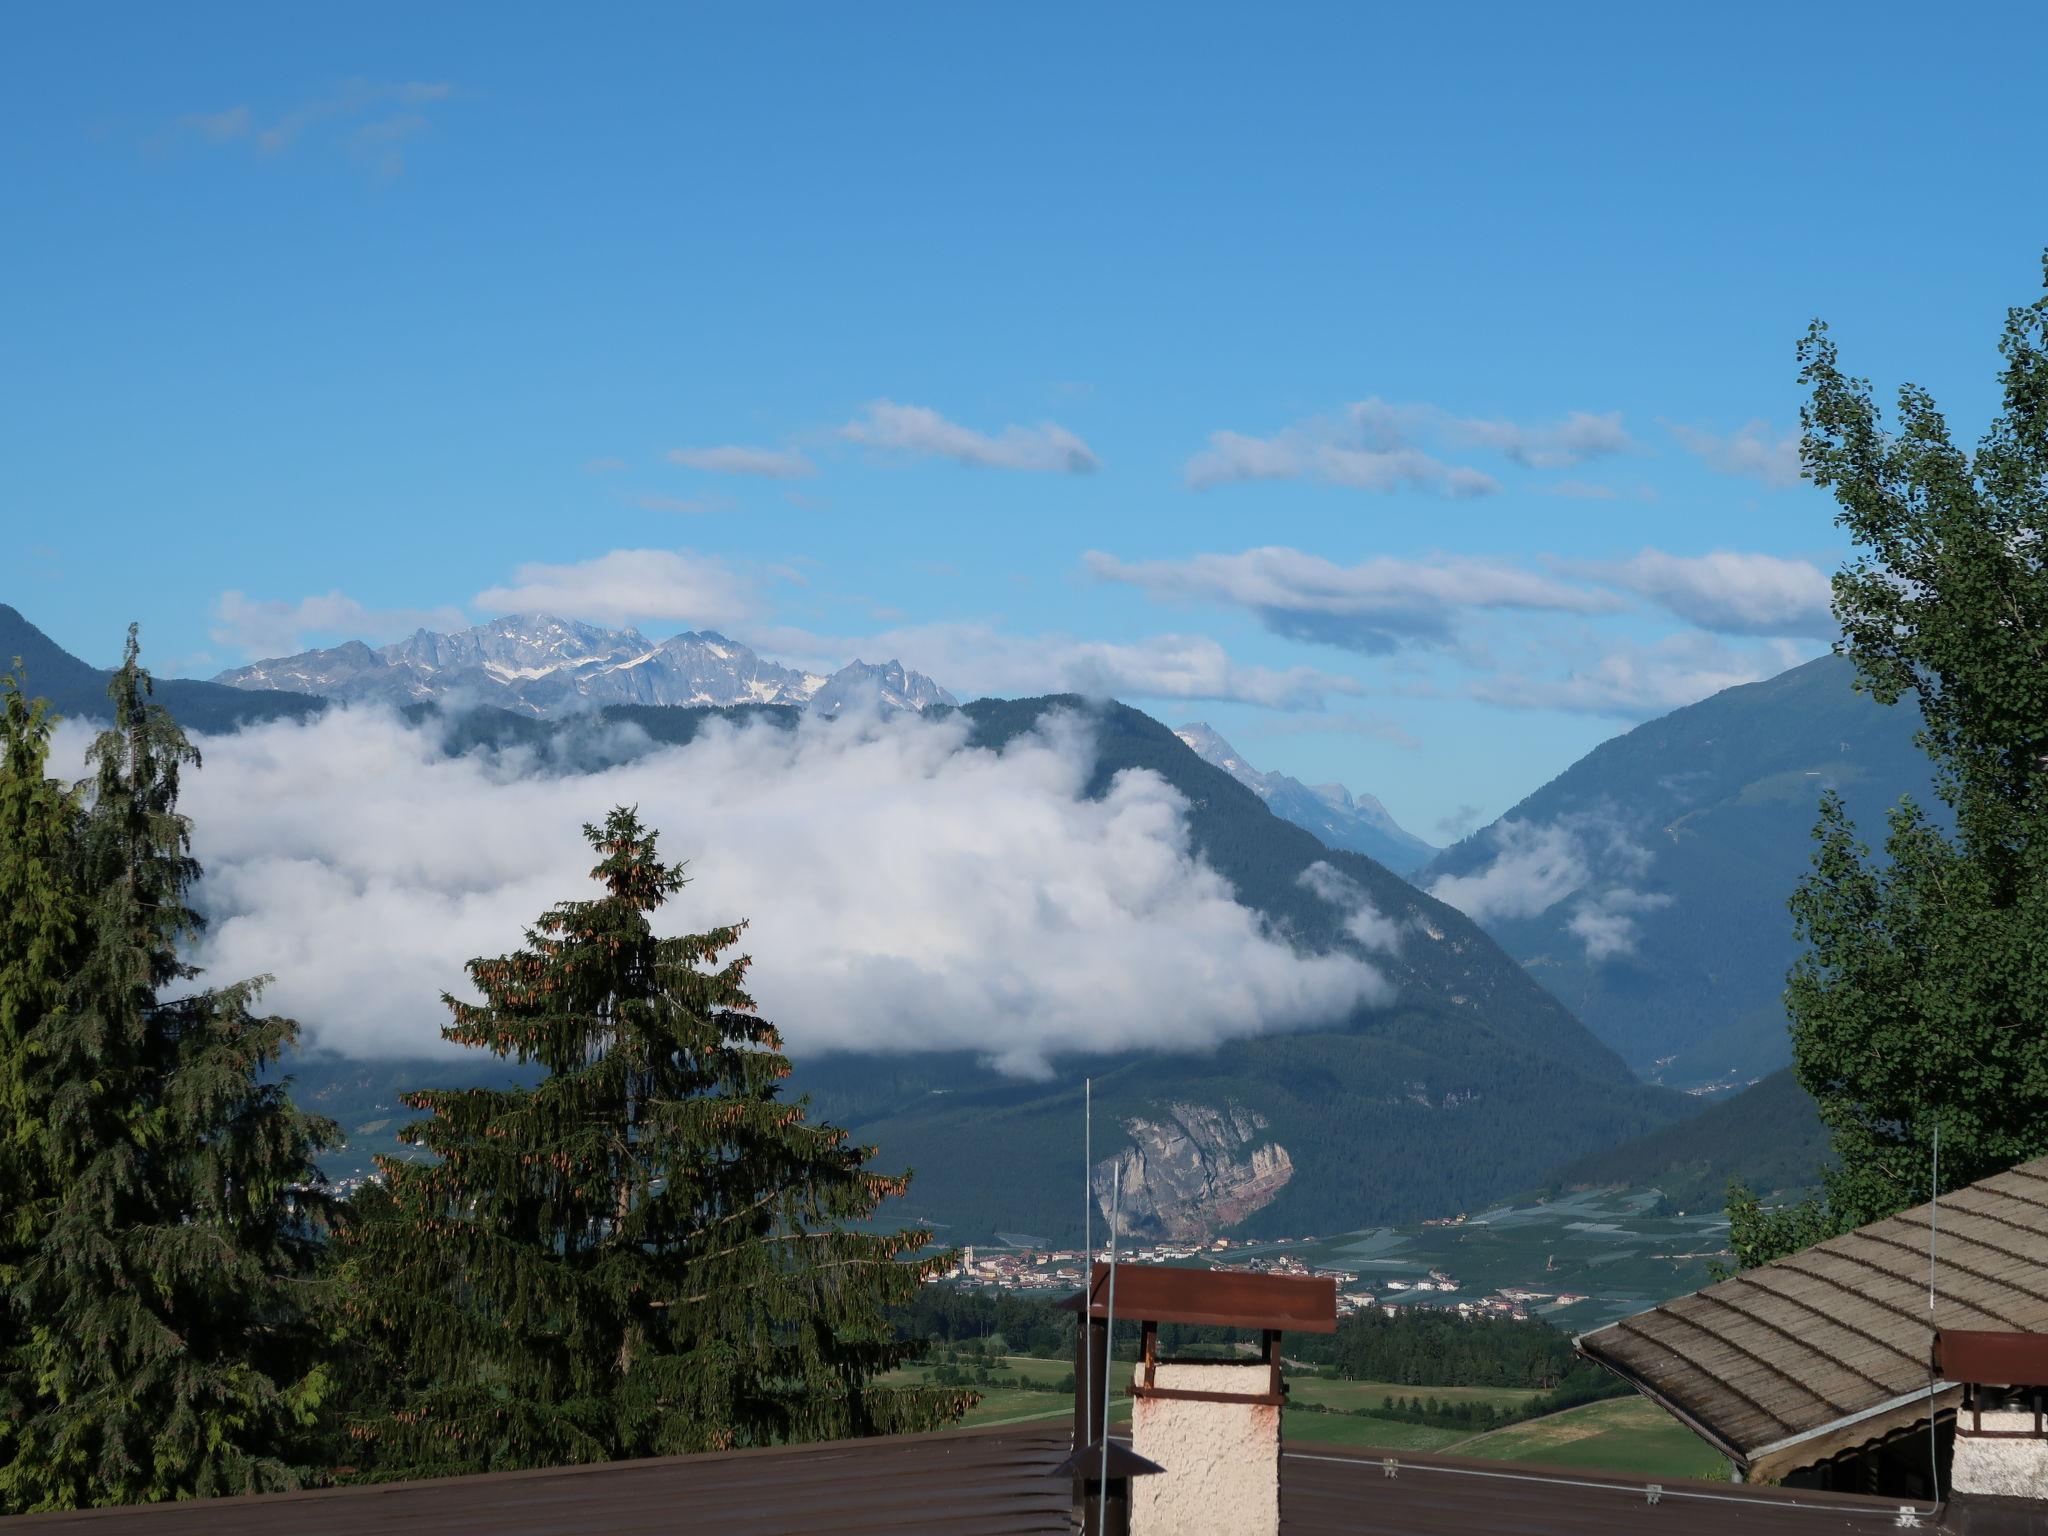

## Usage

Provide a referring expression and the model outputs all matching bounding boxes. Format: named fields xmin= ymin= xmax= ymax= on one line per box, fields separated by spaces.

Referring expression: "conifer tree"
xmin=342 ymin=807 xmax=965 ymax=1475
xmin=1 ymin=631 xmax=338 ymax=1512
xmin=0 ymin=669 xmax=85 ymax=1475
xmin=1728 ymin=254 xmax=2048 ymax=1265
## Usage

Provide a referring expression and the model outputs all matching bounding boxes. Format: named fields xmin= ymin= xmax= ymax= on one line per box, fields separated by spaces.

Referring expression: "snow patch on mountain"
xmin=1174 ymin=722 xmax=1437 ymax=875
xmin=214 ymin=614 xmax=956 ymax=718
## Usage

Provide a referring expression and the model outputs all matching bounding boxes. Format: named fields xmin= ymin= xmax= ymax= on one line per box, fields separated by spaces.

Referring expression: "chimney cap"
xmin=1059 ymin=1262 xmax=1339 ymax=1334
xmin=1935 ymin=1329 xmax=2048 ymax=1386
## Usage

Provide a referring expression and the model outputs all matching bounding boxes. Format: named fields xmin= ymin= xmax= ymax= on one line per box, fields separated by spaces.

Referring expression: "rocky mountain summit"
xmin=214 ymin=614 xmax=955 ymax=718
xmin=1174 ymin=721 xmax=1436 ymax=874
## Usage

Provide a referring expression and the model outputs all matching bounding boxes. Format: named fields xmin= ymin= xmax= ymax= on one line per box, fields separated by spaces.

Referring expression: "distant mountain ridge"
xmin=1174 ymin=722 xmax=1437 ymax=874
xmin=214 ymin=614 xmax=955 ymax=718
xmin=0 ymin=603 xmax=322 ymax=733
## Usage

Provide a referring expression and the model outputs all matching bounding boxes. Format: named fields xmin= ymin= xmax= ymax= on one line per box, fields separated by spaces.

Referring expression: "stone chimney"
xmin=1934 ymin=1329 xmax=2048 ymax=1532
xmin=1062 ymin=1263 xmax=1335 ymax=1536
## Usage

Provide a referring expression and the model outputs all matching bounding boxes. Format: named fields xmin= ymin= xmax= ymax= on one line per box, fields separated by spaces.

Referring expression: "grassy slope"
xmin=1452 ymin=1394 xmax=1727 ymax=1478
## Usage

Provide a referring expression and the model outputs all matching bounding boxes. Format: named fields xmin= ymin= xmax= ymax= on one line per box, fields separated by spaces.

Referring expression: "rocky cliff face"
xmin=1094 ymin=1101 xmax=1295 ymax=1241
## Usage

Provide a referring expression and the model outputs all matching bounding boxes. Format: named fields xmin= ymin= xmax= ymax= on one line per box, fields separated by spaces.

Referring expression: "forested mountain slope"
xmin=1550 ymin=1068 xmax=1830 ymax=1211
xmin=1419 ymin=655 xmax=1933 ymax=1085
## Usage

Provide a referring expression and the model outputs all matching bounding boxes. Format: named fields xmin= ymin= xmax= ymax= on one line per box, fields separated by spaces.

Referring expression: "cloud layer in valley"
xmin=1427 ymin=813 xmax=1668 ymax=961
xmin=93 ymin=705 xmax=1390 ymax=1075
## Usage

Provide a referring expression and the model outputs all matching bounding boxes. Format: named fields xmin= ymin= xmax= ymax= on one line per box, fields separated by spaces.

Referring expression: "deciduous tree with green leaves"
xmin=1 ymin=632 xmax=338 ymax=1513
xmin=1729 ymin=254 xmax=2048 ymax=1266
xmin=339 ymin=807 xmax=966 ymax=1476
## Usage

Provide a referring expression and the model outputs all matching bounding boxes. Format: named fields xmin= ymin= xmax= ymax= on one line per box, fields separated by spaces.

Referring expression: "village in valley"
xmin=942 ymin=1217 xmax=1603 ymax=1323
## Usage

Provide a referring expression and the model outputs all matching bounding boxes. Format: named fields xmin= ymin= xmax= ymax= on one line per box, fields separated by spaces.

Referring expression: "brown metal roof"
xmin=1577 ymin=1152 xmax=2048 ymax=1477
xmin=0 ymin=1427 xmax=1072 ymax=1535
xmin=1064 ymin=1262 xmax=1340 ymax=1333
xmin=0 ymin=1426 xmax=1923 ymax=1534
xmin=1280 ymin=1442 xmax=1920 ymax=1534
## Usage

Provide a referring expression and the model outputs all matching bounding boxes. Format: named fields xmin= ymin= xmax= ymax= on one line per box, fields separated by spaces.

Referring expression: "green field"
xmin=1451 ymin=1395 xmax=1728 ymax=1478
xmin=880 ymin=1354 xmax=1718 ymax=1480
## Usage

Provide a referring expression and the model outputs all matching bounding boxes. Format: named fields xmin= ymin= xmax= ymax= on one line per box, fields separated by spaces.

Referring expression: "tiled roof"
xmin=0 ymin=1426 xmax=1923 ymax=1533
xmin=1578 ymin=1154 xmax=2048 ymax=1478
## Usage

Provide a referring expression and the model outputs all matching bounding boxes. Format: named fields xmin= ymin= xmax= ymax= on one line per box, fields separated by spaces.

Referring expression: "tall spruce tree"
xmin=0 ymin=670 xmax=86 ymax=1476
xmin=1 ymin=631 xmax=338 ymax=1513
xmin=341 ymin=807 xmax=965 ymax=1475
xmin=1728 ymin=254 xmax=2048 ymax=1266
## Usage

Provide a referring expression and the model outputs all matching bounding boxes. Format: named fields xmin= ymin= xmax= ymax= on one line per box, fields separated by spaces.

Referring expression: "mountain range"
xmin=1174 ymin=722 xmax=1437 ymax=875
xmin=7 ymin=600 xmax=1884 ymax=1235
xmin=212 ymin=614 xmax=956 ymax=717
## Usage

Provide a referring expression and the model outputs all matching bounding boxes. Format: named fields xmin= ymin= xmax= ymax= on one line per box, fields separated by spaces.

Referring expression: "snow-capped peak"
xmin=214 ymin=614 xmax=956 ymax=719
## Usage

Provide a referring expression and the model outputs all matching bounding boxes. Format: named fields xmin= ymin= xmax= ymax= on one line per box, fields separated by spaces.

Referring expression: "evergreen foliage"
xmin=340 ymin=808 xmax=965 ymax=1476
xmin=0 ymin=632 xmax=337 ymax=1514
xmin=0 ymin=669 xmax=86 ymax=1472
xmin=1730 ymin=254 xmax=2048 ymax=1264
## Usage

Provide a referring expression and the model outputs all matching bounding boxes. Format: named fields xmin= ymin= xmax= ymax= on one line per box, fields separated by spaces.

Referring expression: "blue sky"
xmin=5 ymin=3 xmax=2041 ymax=839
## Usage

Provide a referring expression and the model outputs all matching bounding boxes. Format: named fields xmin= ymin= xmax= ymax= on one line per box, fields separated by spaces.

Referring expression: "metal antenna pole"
xmin=1929 ymin=1122 xmax=1941 ymax=1505
xmin=1929 ymin=1122 xmax=1940 ymax=1314
xmin=1082 ymin=1076 xmax=1093 ymax=1487
xmin=1098 ymin=1161 xmax=1122 ymax=1536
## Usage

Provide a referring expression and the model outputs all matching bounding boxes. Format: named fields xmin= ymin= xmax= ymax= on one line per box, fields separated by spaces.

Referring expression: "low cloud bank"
xmin=62 ymin=706 xmax=1388 ymax=1076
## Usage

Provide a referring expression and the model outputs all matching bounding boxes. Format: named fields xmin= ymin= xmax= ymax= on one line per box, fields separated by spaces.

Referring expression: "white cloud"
xmin=1085 ymin=546 xmax=1622 ymax=653
xmin=1435 ymin=408 xmax=1637 ymax=469
xmin=1544 ymin=480 xmax=1657 ymax=503
xmin=667 ymin=445 xmax=817 ymax=479
xmin=170 ymin=80 xmax=456 ymax=175
xmin=1663 ymin=419 xmax=1803 ymax=488
xmin=1186 ymin=428 xmax=1498 ymax=498
xmin=88 ymin=706 xmax=1390 ymax=1077
xmin=211 ymin=590 xmax=467 ymax=660
xmin=1428 ymin=814 xmax=1668 ymax=962
xmin=1567 ymin=886 xmax=1673 ymax=961
xmin=842 ymin=401 xmax=1100 ymax=473
xmin=1298 ymin=861 xmax=1405 ymax=952
xmin=1582 ymin=548 xmax=1835 ymax=636
xmin=473 ymin=549 xmax=758 ymax=630
xmin=1467 ymin=631 xmax=1811 ymax=718
xmin=756 ymin=622 xmax=1362 ymax=711
xmin=1184 ymin=398 xmax=1636 ymax=495
xmin=1427 ymin=819 xmax=1592 ymax=923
